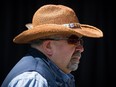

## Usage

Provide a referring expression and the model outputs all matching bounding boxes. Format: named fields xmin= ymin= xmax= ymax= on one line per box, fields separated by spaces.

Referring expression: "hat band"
xmin=25 ymin=23 xmax=81 ymax=29
xmin=63 ymin=23 xmax=81 ymax=29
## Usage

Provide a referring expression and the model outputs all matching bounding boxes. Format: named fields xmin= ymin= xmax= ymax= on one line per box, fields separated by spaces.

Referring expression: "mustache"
xmin=72 ymin=51 xmax=81 ymax=57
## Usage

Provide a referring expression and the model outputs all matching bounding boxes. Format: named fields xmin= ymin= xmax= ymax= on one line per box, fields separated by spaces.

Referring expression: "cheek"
xmin=58 ymin=46 xmax=75 ymax=62
xmin=52 ymin=48 xmax=71 ymax=63
xmin=52 ymin=42 xmax=75 ymax=65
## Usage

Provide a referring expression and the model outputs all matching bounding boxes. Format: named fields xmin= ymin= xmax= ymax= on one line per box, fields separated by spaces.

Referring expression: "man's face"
xmin=50 ymin=35 xmax=84 ymax=73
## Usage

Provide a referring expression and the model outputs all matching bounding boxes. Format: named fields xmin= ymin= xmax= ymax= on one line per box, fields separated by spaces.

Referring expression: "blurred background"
xmin=0 ymin=0 xmax=115 ymax=87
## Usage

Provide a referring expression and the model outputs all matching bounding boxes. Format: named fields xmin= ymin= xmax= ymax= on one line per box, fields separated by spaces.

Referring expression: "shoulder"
xmin=8 ymin=71 xmax=48 ymax=87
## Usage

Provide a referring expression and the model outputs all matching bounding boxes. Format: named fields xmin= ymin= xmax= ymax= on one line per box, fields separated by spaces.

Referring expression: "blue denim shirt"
xmin=2 ymin=48 xmax=75 ymax=87
xmin=8 ymin=58 xmax=75 ymax=87
xmin=8 ymin=71 xmax=48 ymax=87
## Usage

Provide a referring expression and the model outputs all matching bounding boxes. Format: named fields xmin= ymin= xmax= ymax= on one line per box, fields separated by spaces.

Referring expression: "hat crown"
xmin=32 ymin=4 xmax=79 ymax=27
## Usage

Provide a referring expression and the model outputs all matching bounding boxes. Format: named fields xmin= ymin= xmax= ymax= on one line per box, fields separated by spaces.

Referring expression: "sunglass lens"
xmin=68 ymin=39 xmax=78 ymax=44
xmin=67 ymin=35 xmax=83 ymax=45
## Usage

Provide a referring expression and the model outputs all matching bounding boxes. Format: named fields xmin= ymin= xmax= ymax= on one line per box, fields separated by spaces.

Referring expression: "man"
xmin=1 ymin=4 xmax=103 ymax=87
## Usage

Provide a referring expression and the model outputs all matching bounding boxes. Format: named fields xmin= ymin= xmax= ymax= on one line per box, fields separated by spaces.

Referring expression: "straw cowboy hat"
xmin=13 ymin=4 xmax=103 ymax=44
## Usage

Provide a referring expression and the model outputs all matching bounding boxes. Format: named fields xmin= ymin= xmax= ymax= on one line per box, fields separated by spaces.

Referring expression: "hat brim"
xmin=13 ymin=24 xmax=103 ymax=44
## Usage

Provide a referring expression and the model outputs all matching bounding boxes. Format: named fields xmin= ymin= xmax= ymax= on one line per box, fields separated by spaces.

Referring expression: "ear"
xmin=42 ymin=41 xmax=53 ymax=56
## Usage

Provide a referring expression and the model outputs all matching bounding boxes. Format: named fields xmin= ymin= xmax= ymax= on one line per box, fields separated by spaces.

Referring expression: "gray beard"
xmin=67 ymin=61 xmax=79 ymax=71
xmin=67 ymin=51 xmax=81 ymax=71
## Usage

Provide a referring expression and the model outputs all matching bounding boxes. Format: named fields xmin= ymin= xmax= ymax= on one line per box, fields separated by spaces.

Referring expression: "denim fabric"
xmin=1 ymin=48 xmax=75 ymax=87
xmin=8 ymin=71 xmax=48 ymax=87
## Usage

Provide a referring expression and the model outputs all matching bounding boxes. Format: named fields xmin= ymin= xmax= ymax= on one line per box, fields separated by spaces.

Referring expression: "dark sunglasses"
xmin=39 ymin=35 xmax=83 ymax=45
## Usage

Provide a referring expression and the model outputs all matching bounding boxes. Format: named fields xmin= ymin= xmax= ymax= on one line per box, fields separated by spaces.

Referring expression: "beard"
xmin=67 ymin=51 xmax=81 ymax=71
xmin=67 ymin=59 xmax=79 ymax=71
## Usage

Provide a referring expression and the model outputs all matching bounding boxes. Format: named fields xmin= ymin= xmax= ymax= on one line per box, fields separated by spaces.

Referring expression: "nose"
xmin=75 ymin=44 xmax=84 ymax=52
